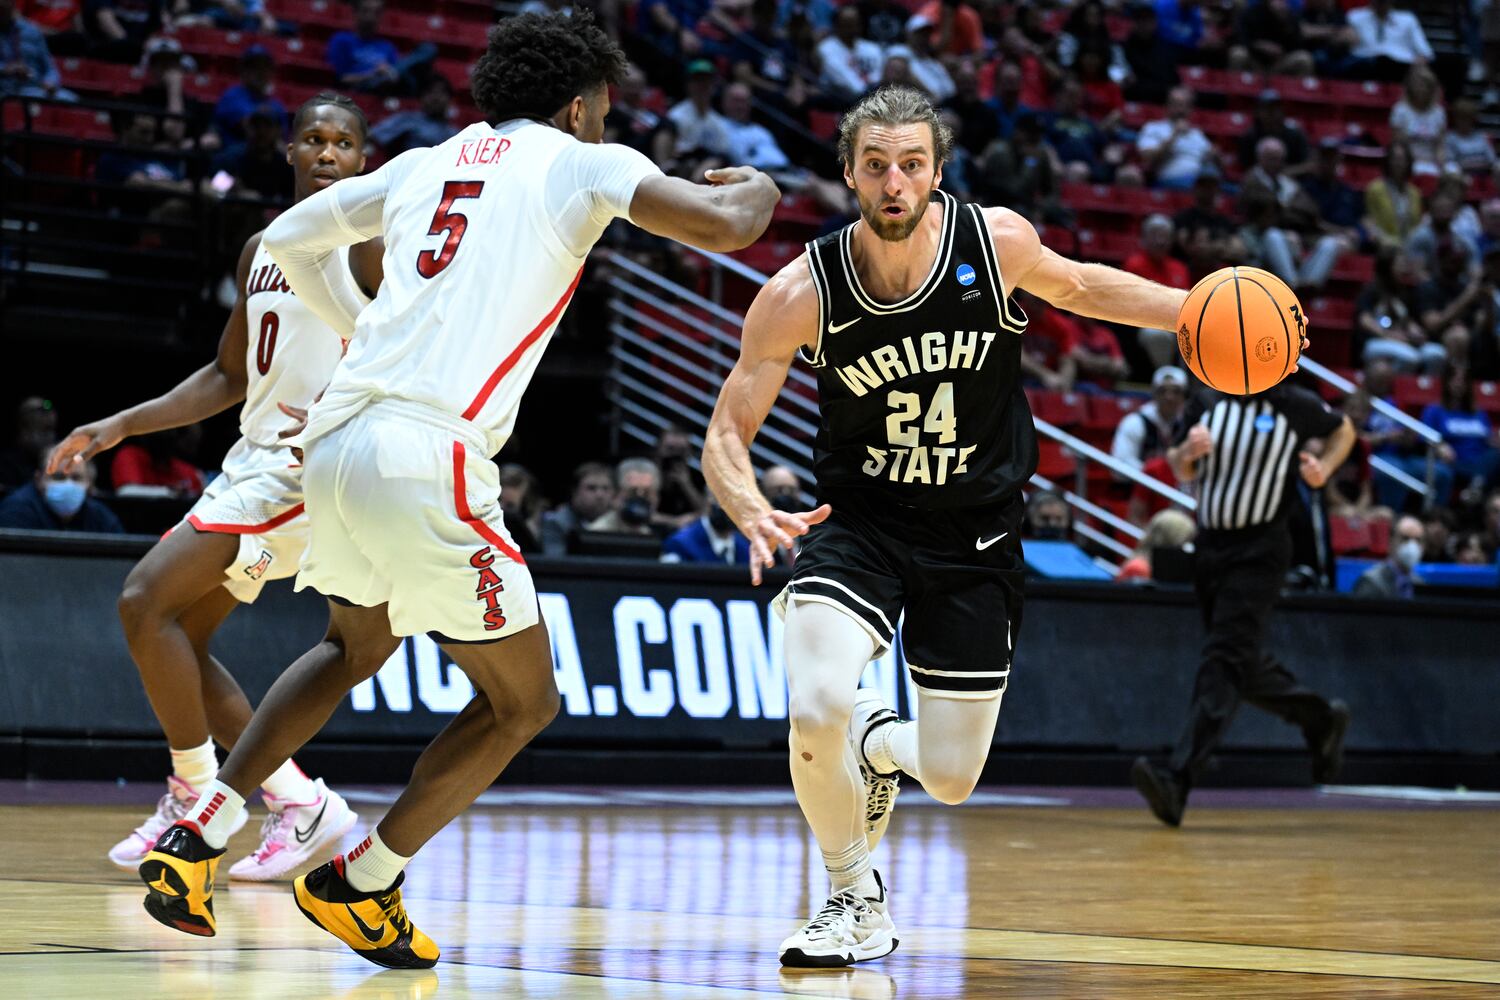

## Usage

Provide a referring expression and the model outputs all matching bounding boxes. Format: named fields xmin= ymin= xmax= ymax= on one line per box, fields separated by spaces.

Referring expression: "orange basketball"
xmin=1175 ymin=266 xmax=1305 ymax=395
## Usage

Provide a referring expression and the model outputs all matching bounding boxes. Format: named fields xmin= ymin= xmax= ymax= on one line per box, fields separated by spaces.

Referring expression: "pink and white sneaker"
xmin=108 ymin=775 xmax=248 ymax=871
xmin=228 ymin=779 xmax=357 ymax=881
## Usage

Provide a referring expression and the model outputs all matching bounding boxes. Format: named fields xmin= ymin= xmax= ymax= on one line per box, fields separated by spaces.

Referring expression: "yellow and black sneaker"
xmin=139 ymin=822 xmax=226 ymax=936
xmin=293 ymin=858 xmax=439 ymax=969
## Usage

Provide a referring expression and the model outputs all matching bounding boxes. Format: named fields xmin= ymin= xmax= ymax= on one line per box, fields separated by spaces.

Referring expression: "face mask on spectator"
xmin=1034 ymin=524 xmax=1066 ymax=541
xmin=1394 ymin=539 xmax=1422 ymax=572
xmin=620 ymin=495 xmax=653 ymax=526
xmin=768 ymin=491 xmax=800 ymax=512
xmin=44 ymin=480 xmax=87 ymax=519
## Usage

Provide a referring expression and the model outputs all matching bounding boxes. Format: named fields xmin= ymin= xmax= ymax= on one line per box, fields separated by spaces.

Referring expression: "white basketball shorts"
xmin=295 ymin=398 xmax=539 ymax=643
xmin=180 ymin=436 xmax=308 ymax=603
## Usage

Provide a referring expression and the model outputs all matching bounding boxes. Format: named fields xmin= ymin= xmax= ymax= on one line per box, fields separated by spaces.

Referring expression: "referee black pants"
xmin=1168 ymin=524 xmax=1334 ymax=781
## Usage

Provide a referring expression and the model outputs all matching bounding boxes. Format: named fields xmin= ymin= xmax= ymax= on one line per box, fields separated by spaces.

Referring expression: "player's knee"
xmin=921 ymin=765 xmax=984 ymax=805
xmin=117 ymin=577 xmax=161 ymax=639
xmin=337 ymin=634 xmax=400 ymax=683
xmin=522 ymin=683 xmax=562 ymax=736
xmin=788 ymin=686 xmax=852 ymax=756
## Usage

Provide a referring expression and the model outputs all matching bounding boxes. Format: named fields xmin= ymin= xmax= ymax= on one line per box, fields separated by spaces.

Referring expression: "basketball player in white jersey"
xmin=134 ymin=11 xmax=779 ymax=965
xmin=703 ymin=87 xmax=1311 ymax=966
xmin=48 ymin=94 xmax=378 ymax=883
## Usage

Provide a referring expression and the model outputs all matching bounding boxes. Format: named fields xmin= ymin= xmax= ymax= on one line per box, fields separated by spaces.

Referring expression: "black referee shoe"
xmin=1308 ymin=700 xmax=1351 ymax=785
xmin=1131 ymin=758 xmax=1186 ymax=828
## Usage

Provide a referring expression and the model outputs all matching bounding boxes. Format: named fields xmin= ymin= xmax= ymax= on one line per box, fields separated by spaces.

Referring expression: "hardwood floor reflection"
xmin=4 ymin=785 xmax=1497 ymax=998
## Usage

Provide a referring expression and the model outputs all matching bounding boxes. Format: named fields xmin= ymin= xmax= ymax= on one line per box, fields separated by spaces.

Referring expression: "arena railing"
xmin=687 ymin=248 xmax=1451 ymax=510
xmin=602 ymin=248 xmax=1201 ymax=572
xmin=1296 ymin=356 xmax=1442 ymax=509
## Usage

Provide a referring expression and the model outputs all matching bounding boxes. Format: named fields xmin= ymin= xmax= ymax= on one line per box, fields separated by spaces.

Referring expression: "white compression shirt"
xmin=261 ymin=120 xmax=661 ymax=454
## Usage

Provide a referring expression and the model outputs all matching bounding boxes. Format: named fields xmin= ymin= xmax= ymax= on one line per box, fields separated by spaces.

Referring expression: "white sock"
xmin=822 ymin=839 xmax=879 ymax=899
xmin=186 ymin=780 xmax=245 ymax=850
xmin=884 ymin=720 xmax=921 ymax=780
xmin=260 ymin=759 xmax=320 ymax=805
xmin=169 ymin=738 xmax=218 ymax=792
xmin=344 ymin=829 xmax=410 ymax=893
xmin=862 ymin=719 xmax=904 ymax=777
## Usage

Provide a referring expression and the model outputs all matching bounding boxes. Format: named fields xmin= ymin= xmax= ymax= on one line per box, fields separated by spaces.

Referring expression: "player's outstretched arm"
xmin=988 ymin=207 xmax=1187 ymax=331
xmin=702 ymin=256 xmax=829 ymax=584
xmin=630 ymin=166 xmax=781 ymax=253
xmin=263 ymin=169 xmax=388 ymax=337
xmin=47 ymin=234 xmax=259 ymax=474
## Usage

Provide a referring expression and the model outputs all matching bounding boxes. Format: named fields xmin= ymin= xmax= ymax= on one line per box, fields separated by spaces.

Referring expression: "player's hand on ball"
xmin=1298 ymin=450 xmax=1328 ymax=488
xmin=744 ymin=503 xmax=832 ymax=586
xmin=46 ymin=417 xmax=126 ymax=474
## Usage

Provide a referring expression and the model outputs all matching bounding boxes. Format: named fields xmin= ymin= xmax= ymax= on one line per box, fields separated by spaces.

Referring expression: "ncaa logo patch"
xmin=244 ymin=549 xmax=273 ymax=580
xmin=1254 ymin=413 xmax=1275 ymax=433
xmin=955 ymin=263 xmax=976 ymax=286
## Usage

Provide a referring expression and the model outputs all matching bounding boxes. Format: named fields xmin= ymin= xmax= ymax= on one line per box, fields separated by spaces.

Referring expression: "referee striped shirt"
xmin=1180 ymin=384 xmax=1344 ymax=532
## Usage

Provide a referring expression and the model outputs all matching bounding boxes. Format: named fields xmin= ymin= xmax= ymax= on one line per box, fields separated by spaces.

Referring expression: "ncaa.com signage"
xmin=351 ymin=590 xmax=925 ymax=742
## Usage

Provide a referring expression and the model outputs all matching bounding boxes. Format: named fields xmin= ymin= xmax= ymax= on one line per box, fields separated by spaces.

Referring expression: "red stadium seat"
xmin=1474 ymin=381 xmax=1500 ymax=415
xmin=1118 ymin=102 xmax=1159 ymax=129
xmin=1028 ymin=390 xmax=1087 ymax=428
xmin=1329 ymin=515 xmax=1373 ymax=554
xmin=1326 ymin=78 xmax=1400 ymax=108
xmin=1368 ymin=517 xmax=1390 ymax=558
xmin=1330 ymin=254 xmax=1374 ymax=284
xmin=807 ymin=110 xmax=840 ymax=141
xmin=1393 ymin=374 xmax=1441 ymax=413
xmin=1037 ymin=439 xmax=1076 ymax=479
xmin=1306 ymin=297 xmax=1354 ymax=331
xmin=57 ymin=57 xmax=142 ymax=96
xmin=1083 ymin=393 xmax=1139 ymax=430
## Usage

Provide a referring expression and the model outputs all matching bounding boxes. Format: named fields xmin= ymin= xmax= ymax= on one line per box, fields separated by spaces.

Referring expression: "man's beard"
xmin=858 ymin=187 xmax=932 ymax=243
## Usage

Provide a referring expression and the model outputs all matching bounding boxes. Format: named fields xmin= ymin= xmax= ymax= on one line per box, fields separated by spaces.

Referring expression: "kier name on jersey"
xmin=455 ymin=135 xmax=511 ymax=167
xmin=834 ymin=329 xmax=999 ymax=397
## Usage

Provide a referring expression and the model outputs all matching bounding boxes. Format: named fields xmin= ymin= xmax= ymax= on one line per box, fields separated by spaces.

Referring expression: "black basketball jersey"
xmin=801 ymin=190 xmax=1036 ymax=509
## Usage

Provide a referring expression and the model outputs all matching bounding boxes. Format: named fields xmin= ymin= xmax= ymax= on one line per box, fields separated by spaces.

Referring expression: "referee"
xmin=1132 ymin=378 xmax=1358 ymax=827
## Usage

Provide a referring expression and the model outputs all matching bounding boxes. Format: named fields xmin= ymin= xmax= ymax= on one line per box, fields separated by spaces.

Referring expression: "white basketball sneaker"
xmin=228 ymin=779 xmax=357 ymax=881
xmin=108 ymin=775 xmax=247 ymax=870
xmin=850 ymin=688 xmax=901 ymax=852
xmin=779 ymin=870 xmax=898 ymax=968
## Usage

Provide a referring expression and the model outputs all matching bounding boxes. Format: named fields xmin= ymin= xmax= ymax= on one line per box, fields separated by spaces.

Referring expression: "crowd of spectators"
xmin=5 ymin=0 xmax=1500 ymax=583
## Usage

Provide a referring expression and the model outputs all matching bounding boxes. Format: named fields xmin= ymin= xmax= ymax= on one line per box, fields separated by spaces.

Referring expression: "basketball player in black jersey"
xmin=704 ymin=86 xmax=1307 ymax=968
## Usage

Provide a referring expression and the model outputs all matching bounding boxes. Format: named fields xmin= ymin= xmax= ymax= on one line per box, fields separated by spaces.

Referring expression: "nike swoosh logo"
xmin=294 ymin=800 xmax=329 ymax=844
xmin=828 ymin=317 xmax=862 ymax=334
xmin=976 ymin=532 xmax=1008 ymax=550
xmin=347 ymin=905 xmax=388 ymax=943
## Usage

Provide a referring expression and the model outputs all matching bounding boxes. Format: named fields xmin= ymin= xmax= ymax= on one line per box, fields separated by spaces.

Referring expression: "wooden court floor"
xmin=4 ymin=782 xmax=1498 ymax=998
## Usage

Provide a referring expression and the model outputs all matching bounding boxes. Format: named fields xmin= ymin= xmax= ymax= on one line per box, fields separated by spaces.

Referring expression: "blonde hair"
xmin=1137 ymin=508 xmax=1196 ymax=557
xmin=837 ymin=85 xmax=954 ymax=171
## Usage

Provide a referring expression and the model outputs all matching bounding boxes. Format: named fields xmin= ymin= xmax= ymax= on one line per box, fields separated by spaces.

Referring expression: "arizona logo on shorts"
xmin=469 ymin=547 xmax=508 ymax=631
xmin=244 ymin=550 xmax=274 ymax=580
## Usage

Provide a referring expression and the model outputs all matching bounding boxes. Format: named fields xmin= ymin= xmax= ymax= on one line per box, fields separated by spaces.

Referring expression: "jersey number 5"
xmin=416 ymin=180 xmax=485 ymax=279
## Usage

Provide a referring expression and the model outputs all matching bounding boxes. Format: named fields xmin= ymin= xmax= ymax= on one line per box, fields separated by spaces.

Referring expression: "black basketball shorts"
xmin=776 ymin=487 xmax=1026 ymax=697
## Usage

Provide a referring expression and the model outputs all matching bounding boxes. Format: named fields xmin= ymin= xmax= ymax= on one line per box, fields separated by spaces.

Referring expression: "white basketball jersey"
xmin=241 ymin=241 xmax=353 ymax=448
xmin=304 ymin=120 xmax=658 ymax=457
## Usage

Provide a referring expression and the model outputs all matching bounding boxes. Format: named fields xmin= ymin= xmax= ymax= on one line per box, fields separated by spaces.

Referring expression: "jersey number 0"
xmin=416 ymin=181 xmax=485 ymax=279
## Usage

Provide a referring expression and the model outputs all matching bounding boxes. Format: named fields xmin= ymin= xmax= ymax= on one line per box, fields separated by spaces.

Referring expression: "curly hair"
xmin=836 ymin=85 xmax=953 ymax=171
xmin=471 ymin=11 xmax=627 ymax=125
xmin=292 ymin=91 xmax=369 ymax=142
